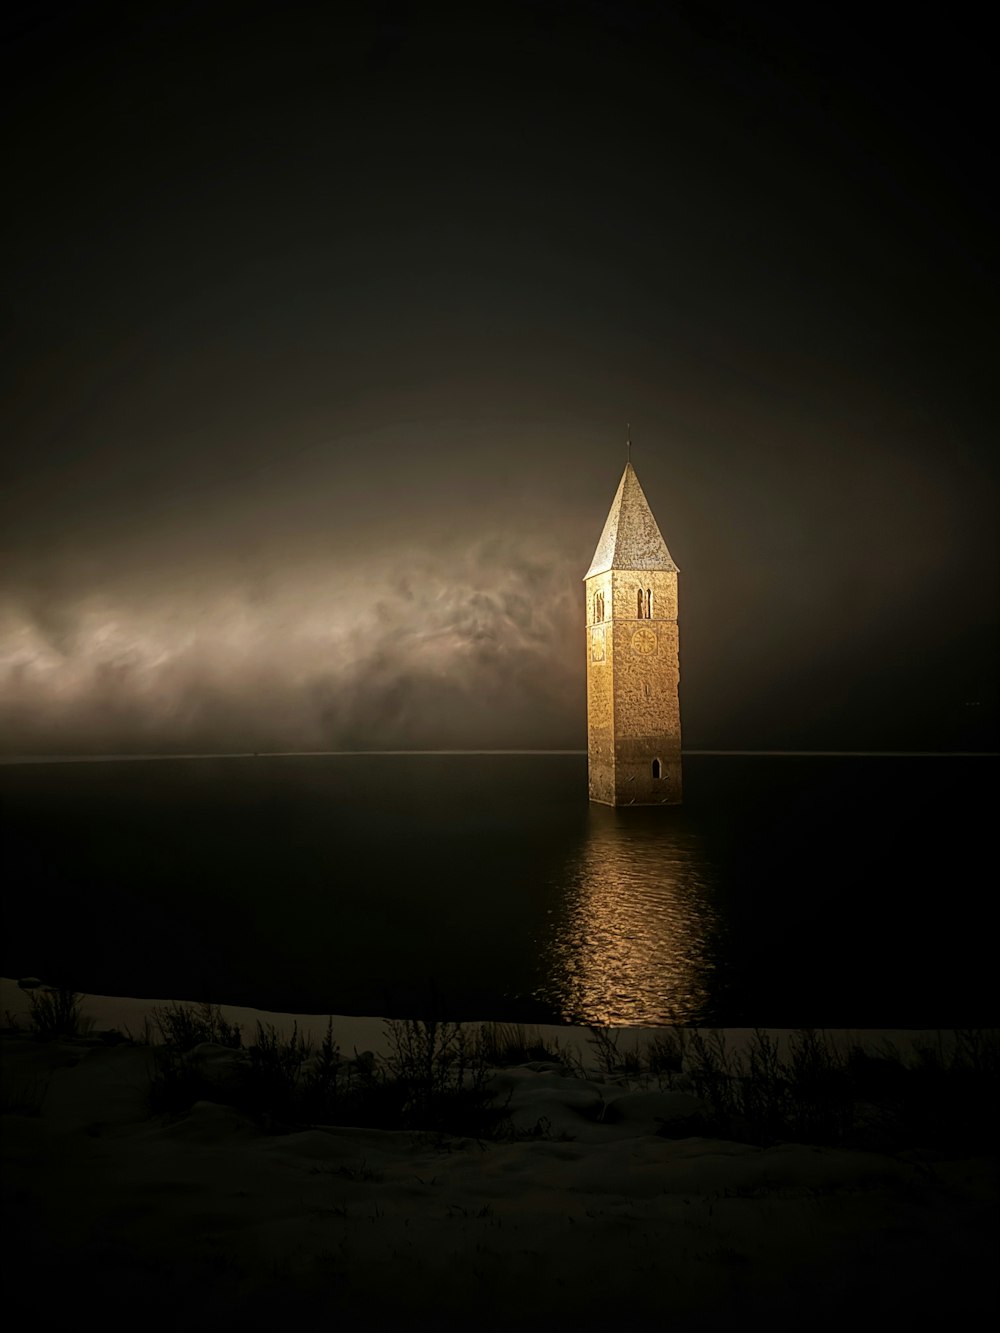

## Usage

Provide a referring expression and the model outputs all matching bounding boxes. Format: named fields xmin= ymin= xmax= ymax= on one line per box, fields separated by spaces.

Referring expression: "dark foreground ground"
xmin=3 ymin=1025 xmax=997 ymax=1331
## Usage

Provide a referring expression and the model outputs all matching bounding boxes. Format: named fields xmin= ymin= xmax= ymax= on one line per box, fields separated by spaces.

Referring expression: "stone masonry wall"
xmin=585 ymin=571 xmax=615 ymax=803
xmin=586 ymin=569 xmax=681 ymax=806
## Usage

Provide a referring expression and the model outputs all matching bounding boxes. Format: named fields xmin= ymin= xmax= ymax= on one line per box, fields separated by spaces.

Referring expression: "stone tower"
xmin=585 ymin=460 xmax=681 ymax=805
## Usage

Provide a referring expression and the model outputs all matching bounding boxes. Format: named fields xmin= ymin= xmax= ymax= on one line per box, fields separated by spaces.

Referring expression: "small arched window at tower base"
xmin=651 ymin=758 xmax=662 ymax=780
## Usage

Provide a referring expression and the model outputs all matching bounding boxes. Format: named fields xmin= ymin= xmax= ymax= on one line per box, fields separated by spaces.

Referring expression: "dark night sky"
xmin=1 ymin=1 xmax=996 ymax=754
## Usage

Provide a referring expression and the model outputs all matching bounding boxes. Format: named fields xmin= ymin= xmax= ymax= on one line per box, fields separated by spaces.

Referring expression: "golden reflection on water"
xmin=535 ymin=807 xmax=719 ymax=1026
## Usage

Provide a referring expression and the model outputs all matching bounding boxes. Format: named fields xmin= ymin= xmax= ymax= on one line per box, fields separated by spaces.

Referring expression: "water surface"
xmin=1 ymin=753 xmax=993 ymax=1026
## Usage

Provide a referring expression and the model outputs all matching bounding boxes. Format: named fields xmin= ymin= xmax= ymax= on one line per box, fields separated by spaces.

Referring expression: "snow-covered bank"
xmin=2 ymin=980 xmax=996 ymax=1329
xmin=0 ymin=977 xmax=969 ymax=1066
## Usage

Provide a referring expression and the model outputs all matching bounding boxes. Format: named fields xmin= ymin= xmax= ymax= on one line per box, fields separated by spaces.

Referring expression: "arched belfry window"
xmin=652 ymin=758 xmax=662 ymax=780
xmin=645 ymin=588 xmax=653 ymax=618
xmin=593 ymin=591 xmax=605 ymax=622
xmin=637 ymin=588 xmax=644 ymax=619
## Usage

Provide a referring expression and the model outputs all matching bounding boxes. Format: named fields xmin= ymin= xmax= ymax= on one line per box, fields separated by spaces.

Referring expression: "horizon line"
xmin=0 ymin=748 xmax=996 ymax=765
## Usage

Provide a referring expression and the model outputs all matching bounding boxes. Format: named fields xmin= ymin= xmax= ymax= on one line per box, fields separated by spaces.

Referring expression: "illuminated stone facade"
xmin=585 ymin=463 xmax=681 ymax=805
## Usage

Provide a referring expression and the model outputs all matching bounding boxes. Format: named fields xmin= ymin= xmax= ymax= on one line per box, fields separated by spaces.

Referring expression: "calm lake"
xmin=1 ymin=753 xmax=994 ymax=1027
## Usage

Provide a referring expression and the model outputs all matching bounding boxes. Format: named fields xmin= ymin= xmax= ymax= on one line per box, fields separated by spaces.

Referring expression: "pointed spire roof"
xmin=585 ymin=462 xmax=678 ymax=578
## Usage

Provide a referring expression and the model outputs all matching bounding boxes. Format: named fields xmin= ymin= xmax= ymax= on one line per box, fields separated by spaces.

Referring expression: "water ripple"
xmin=534 ymin=807 xmax=720 ymax=1025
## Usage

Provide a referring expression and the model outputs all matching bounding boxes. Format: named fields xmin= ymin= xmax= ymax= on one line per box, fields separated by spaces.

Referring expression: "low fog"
xmin=2 ymin=417 xmax=995 ymax=756
xmin=1 ymin=532 xmax=581 ymax=755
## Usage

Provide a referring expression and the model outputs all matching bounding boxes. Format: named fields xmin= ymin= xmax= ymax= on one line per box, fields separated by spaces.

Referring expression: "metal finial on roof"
xmin=626 ymin=422 xmax=631 ymax=462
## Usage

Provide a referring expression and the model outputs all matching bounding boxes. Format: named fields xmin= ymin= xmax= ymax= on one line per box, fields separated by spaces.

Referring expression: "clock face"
xmin=631 ymin=627 xmax=657 ymax=656
xmin=591 ymin=626 xmax=606 ymax=662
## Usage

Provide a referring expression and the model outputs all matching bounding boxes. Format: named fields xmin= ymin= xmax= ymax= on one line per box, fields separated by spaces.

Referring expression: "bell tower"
xmin=584 ymin=453 xmax=681 ymax=805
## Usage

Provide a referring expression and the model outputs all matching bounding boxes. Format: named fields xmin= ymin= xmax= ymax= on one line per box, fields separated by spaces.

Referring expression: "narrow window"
xmin=637 ymin=588 xmax=644 ymax=618
xmin=597 ymin=591 xmax=605 ymax=621
xmin=652 ymin=758 xmax=661 ymax=779
xmin=645 ymin=588 xmax=653 ymax=618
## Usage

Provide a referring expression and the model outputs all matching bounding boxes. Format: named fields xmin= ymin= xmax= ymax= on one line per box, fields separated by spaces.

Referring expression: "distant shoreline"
xmin=1 ymin=749 xmax=996 ymax=765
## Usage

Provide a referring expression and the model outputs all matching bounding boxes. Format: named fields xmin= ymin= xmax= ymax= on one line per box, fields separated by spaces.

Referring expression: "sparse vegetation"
xmin=146 ymin=1008 xmax=512 ymax=1138
xmin=147 ymin=1001 xmax=245 ymax=1114
xmin=587 ymin=1025 xmax=646 ymax=1080
xmin=474 ymin=1022 xmax=559 ymax=1066
xmin=645 ymin=1028 xmax=688 ymax=1083
xmin=376 ymin=1017 xmax=510 ymax=1136
xmin=26 ymin=988 xmax=92 ymax=1039
xmin=135 ymin=1002 xmax=999 ymax=1155
xmin=150 ymin=1000 xmax=242 ymax=1050
xmin=246 ymin=1020 xmax=312 ymax=1119
xmin=662 ymin=1026 xmax=1000 ymax=1154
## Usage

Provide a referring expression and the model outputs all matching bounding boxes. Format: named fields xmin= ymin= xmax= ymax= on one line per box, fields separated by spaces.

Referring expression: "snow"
xmin=1 ymin=980 xmax=994 ymax=1329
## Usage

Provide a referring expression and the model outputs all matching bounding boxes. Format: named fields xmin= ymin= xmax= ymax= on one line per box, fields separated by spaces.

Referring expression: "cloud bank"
xmin=0 ymin=534 xmax=584 ymax=755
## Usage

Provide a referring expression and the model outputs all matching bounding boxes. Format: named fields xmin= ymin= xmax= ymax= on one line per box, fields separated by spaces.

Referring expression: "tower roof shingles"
xmin=585 ymin=463 xmax=678 ymax=578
